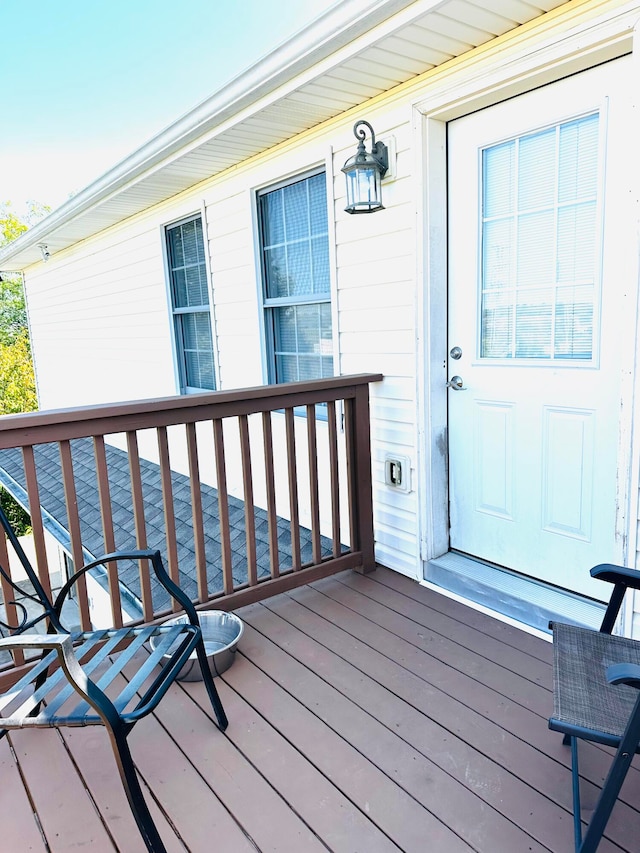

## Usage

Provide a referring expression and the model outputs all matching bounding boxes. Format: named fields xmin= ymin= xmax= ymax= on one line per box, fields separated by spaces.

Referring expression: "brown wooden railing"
xmin=0 ymin=375 xmax=381 ymax=654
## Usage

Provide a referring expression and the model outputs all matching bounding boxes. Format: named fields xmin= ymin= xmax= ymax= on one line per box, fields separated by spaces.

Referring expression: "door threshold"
xmin=425 ymin=552 xmax=606 ymax=635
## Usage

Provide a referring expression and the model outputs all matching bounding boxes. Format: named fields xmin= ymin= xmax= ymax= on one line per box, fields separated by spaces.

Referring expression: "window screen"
xmin=166 ymin=217 xmax=216 ymax=391
xmin=259 ymin=172 xmax=333 ymax=384
xmin=481 ymin=113 xmax=600 ymax=361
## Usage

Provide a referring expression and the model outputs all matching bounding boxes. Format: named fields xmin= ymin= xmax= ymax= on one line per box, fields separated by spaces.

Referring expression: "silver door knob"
xmin=446 ymin=375 xmax=466 ymax=390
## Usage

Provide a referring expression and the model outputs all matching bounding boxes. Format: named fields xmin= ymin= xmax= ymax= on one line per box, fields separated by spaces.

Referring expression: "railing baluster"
xmin=213 ymin=419 xmax=233 ymax=595
xmin=343 ymin=397 xmax=357 ymax=559
xmin=58 ymin=440 xmax=92 ymax=629
xmin=306 ymin=405 xmax=322 ymax=566
xmin=92 ymin=436 xmax=123 ymax=628
xmin=21 ymin=446 xmax=52 ymax=602
xmin=239 ymin=416 xmax=257 ymax=587
xmin=261 ymin=411 xmax=279 ymax=579
xmin=327 ymin=400 xmax=341 ymax=558
xmin=126 ymin=431 xmax=154 ymax=621
xmin=285 ymin=407 xmax=301 ymax=572
xmin=0 ymin=530 xmax=25 ymax=666
xmin=186 ymin=423 xmax=208 ymax=604
xmin=156 ymin=427 xmax=181 ymax=611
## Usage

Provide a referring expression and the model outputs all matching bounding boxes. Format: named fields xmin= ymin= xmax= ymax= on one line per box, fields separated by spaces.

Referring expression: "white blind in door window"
xmin=481 ymin=113 xmax=599 ymax=360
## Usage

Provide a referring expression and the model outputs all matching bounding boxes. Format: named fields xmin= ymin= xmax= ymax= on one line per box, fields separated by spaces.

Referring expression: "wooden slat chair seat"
xmin=0 ymin=505 xmax=227 ymax=853
xmin=550 ymin=564 xmax=640 ymax=853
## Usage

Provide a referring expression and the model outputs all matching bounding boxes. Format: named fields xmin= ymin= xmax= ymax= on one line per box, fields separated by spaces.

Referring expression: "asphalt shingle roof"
xmin=0 ymin=438 xmax=334 ymax=615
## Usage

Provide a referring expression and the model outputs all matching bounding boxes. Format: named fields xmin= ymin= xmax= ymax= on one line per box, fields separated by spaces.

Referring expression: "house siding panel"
xmin=26 ymin=225 xmax=175 ymax=410
xmin=18 ymin=0 xmax=640 ymax=621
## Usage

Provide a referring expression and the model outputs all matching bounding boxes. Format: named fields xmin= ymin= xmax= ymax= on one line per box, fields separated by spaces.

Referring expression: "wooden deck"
xmin=2 ymin=566 xmax=639 ymax=852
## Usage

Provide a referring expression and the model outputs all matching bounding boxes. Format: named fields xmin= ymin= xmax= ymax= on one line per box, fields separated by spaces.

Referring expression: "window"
xmin=258 ymin=171 xmax=333 ymax=384
xmin=166 ymin=216 xmax=216 ymax=392
xmin=480 ymin=113 xmax=600 ymax=361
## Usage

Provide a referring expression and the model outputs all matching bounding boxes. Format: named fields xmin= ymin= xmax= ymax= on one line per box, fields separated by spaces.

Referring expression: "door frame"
xmin=413 ymin=2 xmax=640 ymax=629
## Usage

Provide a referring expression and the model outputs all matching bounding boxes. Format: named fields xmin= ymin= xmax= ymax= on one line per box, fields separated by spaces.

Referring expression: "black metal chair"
xmin=0 ymin=503 xmax=228 ymax=853
xmin=550 ymin=564 xmax=640 ymax=852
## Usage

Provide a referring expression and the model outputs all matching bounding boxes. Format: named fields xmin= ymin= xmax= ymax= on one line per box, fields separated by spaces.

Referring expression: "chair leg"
xmin=574 ymin=697 xmax=640 ymax=853
xmin=570 ymin=737 xmax=582 ymax=852
xmin=578 ymin=740 xmax=636 ymax=853
xmin=195 ymin=640 xmax=229 ymax=731
xmin=107 ymin=724 xmax=167 ymax=853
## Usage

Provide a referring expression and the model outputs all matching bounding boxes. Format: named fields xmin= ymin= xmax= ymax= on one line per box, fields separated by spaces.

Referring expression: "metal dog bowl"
xmin=151 ymin=611 xmax=244 ymax=681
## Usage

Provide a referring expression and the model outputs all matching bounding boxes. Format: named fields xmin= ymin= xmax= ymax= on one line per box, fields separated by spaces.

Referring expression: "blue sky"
xmin=1 ymin=0 xmax=338 ymax=215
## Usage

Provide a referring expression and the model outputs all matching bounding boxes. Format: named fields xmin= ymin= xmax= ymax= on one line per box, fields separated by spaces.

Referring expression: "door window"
xmin=480 ymin=113 xmax=600 ymax=361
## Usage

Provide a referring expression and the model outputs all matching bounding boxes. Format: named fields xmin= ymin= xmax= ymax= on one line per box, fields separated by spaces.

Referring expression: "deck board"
xmin=4 ymin=567 xmax=640 ymax=851
xmin=258 ymin=586 xmax=570 ymax=851
xmin=0 ymin=738 xmax=47 ymax=852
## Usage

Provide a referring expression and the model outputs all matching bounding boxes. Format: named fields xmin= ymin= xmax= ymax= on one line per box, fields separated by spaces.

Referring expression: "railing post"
xmin=347 ymin=384 xmax=376 ymax=574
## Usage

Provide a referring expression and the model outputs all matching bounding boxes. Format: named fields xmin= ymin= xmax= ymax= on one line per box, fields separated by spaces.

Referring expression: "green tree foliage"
xmin=0 ymin=274 xmax=29 ymax=345
xmin=0 ymin=488 xmax=30 ymax=533
xmin=0 ymin=200 xmax=50 ymax=534
xmin=0 ymin=330 xmax=37 ymax=414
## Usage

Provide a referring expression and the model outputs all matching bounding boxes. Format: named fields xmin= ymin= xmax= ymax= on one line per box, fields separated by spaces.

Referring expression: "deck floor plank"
xmin=332 ymin=571 xmax=554 ymax=685
xmin=268 ymin=581 xmax=640 ymax=852
xmin=184 ymin=675 xmax=402 ymax=853
xmin=223 ymin=634 xmax=470 ymax=853
xmin=59 ymin=725 xmax=185 ymax=853
xmin=370 ymin=568 xmax=555 ymax=663
xmin=304 ymin=573 xmax=640 ymax=810
xmin=263 ymin=589 xmax=572 ymax=830
xmin=306 ymin=575 xmax=552 ymax=714
xmin=6 ymin=567 xmax=640 ymax=852
xmin=152 ymin=675 xmax=331 ymax=853
xmin=125 ymin=691 xmax=256 ymax=852
xmin=250 ymin=592 xmax=576 ymax=853
xmin=0 ymin=737 xmax=48 ymax=852
xmin=9 ymin=727 xmax=116 ymax=852
xmin=238 ymin=605 xmax=555 ymax=853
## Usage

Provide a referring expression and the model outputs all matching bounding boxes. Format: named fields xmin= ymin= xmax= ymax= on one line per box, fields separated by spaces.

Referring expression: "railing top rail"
xmin=0 ymin=374 xmax=383 ymax=448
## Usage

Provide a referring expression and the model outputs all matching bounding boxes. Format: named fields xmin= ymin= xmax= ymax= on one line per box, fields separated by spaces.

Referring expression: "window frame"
xmin=478 ymin=111 xmax=603 ymax=365
xmin=163 ymin=209 xmax=219 ymax=394
xmin=256 ymin=167 xmax=336 ymax=388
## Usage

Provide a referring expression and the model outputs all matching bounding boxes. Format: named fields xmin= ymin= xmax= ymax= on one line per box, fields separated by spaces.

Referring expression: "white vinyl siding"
xmin=24 ymin=225 xmax=177 ymax=410
xmin=24 ymin=0 xmax=636 ymax=605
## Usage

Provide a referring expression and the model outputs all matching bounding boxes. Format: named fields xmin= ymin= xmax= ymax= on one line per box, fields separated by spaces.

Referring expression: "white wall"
xmin=23 ymin=0 xmax=640 ymax=596
xmin=24 ymin=99 xmax=422 ymax=574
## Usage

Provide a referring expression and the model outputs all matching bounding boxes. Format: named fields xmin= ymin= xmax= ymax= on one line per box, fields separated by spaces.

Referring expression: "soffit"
xmin=0 ymin=0 xmax=568 ymax=269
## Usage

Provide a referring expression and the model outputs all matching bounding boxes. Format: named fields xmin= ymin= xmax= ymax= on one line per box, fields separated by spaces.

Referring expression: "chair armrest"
xmin=591 ymin=564 xmax=640 ymax=588
xmin=590 ymin=564 xmax=640 ymax=634
xmin=53 ymin=549 xmax=199 ymax=627
xmin=0 ymin=633 xmax=72 ymax=652
xmin=607 ymin=662 xmax=640 ymax=690
xmin=0 ymin=633 xmax=122 ymax=728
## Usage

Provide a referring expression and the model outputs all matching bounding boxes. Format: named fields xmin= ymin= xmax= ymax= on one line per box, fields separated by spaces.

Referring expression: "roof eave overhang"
xmin=0 ymin=0 xmax=567 ymax=270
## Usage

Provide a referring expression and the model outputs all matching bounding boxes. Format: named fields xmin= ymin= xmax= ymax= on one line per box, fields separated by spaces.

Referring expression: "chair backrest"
xmin=0 ymin=502 xmax=61 ymax=634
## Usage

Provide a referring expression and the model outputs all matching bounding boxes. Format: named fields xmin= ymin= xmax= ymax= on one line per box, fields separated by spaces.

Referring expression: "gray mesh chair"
xmin=0 ymin=503 xmax=228 ymax=853
xmin=550 ymin=564 xmax=640 ymax=852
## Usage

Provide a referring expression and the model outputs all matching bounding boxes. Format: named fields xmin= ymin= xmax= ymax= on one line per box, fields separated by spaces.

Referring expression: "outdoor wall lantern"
xmin=342 ymin=120 xmax=389 ymax=214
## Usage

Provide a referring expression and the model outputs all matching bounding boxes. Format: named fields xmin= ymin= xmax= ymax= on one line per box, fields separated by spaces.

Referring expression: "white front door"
xmin=447 ymin=58 xmax=631 ymax=600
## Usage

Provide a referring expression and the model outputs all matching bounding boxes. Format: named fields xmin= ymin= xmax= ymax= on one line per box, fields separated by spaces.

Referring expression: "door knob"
xmin=446 ymin=375 xmax=466 ymax=390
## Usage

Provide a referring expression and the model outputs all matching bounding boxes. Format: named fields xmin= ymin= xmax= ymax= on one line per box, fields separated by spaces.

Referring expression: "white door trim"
xmin=414 ymin=2 xmax=640 ymax=589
